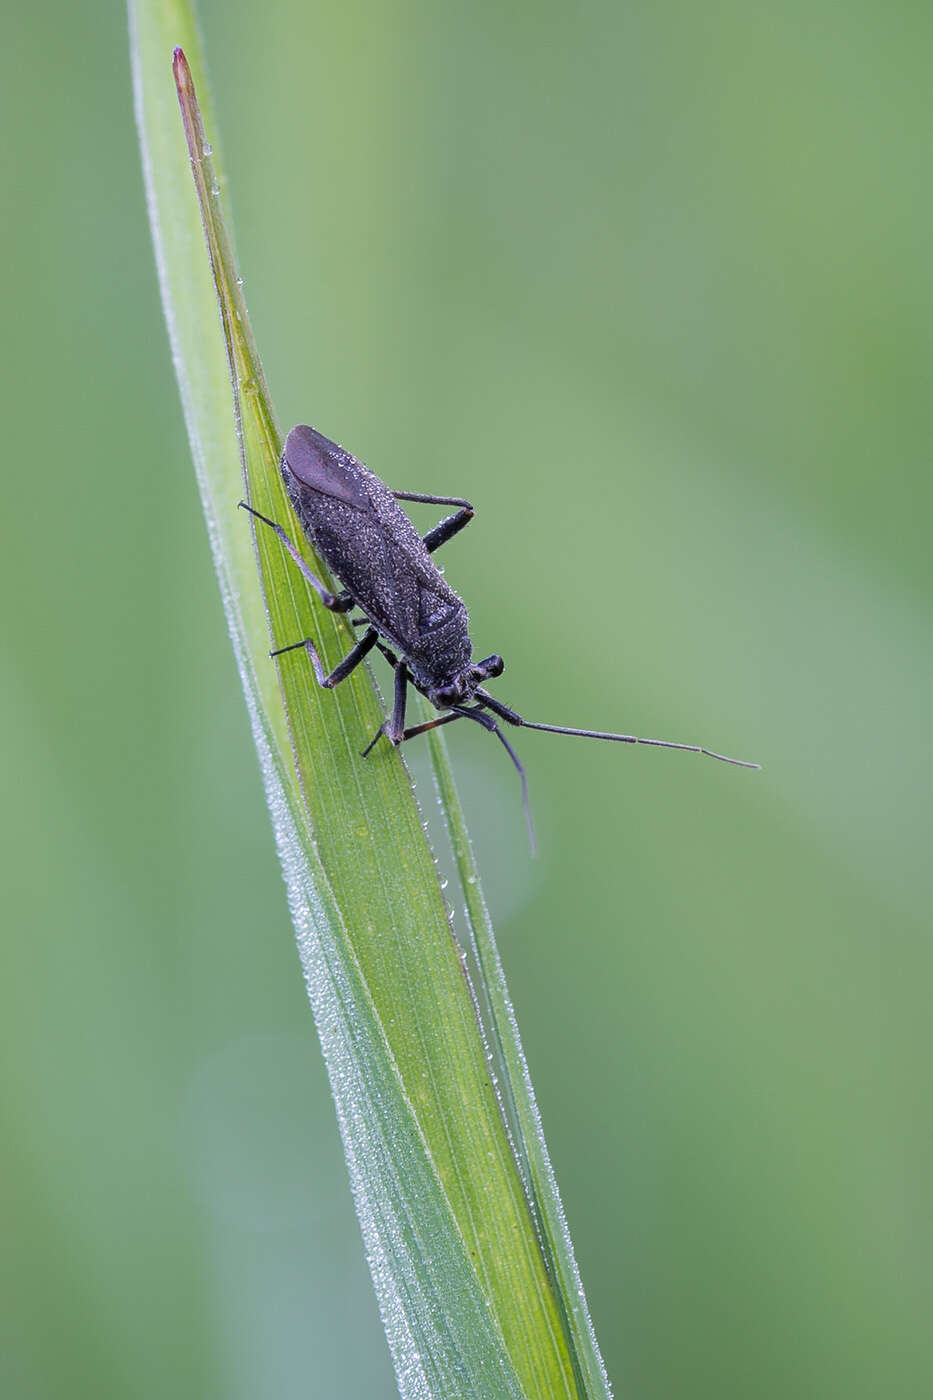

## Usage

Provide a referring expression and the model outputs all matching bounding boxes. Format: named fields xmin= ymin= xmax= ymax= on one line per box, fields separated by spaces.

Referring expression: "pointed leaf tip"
xmin=172 ymin=46 xmax=192 ymax=93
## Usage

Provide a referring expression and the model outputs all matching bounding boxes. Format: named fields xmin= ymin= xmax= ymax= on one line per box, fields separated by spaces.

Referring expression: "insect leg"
xmin=239 ymin=501 xmax=354 ymax=611
xmin=398 ymin=712 xmax=465 ymax=741
xmin=392 ymin=491 xmax=473 ymax=508
xmin=362 ymin=659 xmax=411 ymax=757
xmin=391 ymin=491 xmax=475 ymax=555
xmin=375 ymin=641 xmax=400 ymax=667
xmin=273 ymin=626 xmax=378 ymax=689
xmin=385 ymin=662 xmax=409 ymax=743
xmin=364 ymin=709 xmax=465 ymax=756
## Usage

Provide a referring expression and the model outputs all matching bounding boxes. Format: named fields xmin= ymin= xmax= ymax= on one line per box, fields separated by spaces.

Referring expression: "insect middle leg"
xmin=273 ymin=625 xmax=378 ymax=689
xmin=391 ymin=490 xmax=475 ymax=554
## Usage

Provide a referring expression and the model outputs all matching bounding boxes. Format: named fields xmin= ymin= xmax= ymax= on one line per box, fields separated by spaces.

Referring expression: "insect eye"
xmin=436 ymin=680 xmax=464 ymax=706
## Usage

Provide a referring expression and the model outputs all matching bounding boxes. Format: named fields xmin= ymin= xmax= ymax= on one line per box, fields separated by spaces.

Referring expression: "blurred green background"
xmin=2 ymin=2 xmax=931 ymax=1396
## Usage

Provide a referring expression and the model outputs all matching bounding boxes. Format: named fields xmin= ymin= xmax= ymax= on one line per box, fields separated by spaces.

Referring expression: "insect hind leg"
xmin=239 ymin=501 xmax=354 ymax=611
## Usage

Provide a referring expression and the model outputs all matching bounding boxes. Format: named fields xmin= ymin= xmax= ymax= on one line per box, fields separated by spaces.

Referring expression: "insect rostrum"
xmin=241 ymin=424 xmax=758 ymax=848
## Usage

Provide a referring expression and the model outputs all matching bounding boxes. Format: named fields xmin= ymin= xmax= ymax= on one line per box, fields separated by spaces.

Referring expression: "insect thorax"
xmin=407 ymin=610 xmax=473 ymax=696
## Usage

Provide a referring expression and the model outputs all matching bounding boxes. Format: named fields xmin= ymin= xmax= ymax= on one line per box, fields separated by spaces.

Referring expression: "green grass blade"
xmin=130 ymin=3 xmax=610 ymax=1395
xmin=425 ymin=717 xmax=614 ymax=1398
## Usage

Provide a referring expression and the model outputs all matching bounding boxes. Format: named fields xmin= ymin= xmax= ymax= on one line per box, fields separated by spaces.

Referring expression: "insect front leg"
xmin=391 ymin=490 xmax=475 ymax=555
xmin=273 ymin=625 xmax=378 ymax=689
xmin=362 ymin=659 xmax=411 ymax=757
xmin=385 ymin=661 xmax=410 ymax=744
xmin=239 ymin=501 xmax=354 ymax=611
xmin=397 ymin=712 xmax=465 ymax=741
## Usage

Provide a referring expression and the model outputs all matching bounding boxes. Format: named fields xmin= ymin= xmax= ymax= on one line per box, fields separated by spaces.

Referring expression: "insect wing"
xmin=284 ymin=425 xmax=371 ymax=512
xmin=283 ymin=425 xmax=433 ymax=651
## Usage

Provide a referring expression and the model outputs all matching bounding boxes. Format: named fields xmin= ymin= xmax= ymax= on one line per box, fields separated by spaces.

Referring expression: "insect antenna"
xmin=520 ymin=724 xmax=760 ymax=767
xmin=453 ymin=705 xmax=537 ymax=855
xmin=475 ymin=691 xmax=760 ymax=770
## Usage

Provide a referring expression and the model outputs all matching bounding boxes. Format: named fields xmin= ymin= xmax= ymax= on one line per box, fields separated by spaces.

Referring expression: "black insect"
xmin=241 ymin=424 xmax=758 ymax=848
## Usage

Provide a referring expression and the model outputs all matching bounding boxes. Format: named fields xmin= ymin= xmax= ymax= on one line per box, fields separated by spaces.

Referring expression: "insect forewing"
xmin=281 ymin=426 xmax=463 ymax=663
xmin=284 ymin=425 xmax=372 ymax=512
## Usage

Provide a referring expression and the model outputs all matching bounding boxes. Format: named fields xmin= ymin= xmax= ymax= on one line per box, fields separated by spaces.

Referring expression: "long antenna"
xmin=520 ymin=721 xmax=760 ymax=768
xmin=475 ymin=691 xmax=760 ymax=770
xmin=380 ymin=692 xmax=757 ymax=857
xmin=453 ymin=705 xmax=538 ymax=854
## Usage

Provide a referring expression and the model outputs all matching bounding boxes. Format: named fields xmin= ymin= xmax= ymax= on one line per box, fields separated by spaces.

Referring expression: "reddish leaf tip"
xmin=172 ymin=46 xmax=192 ymax=92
